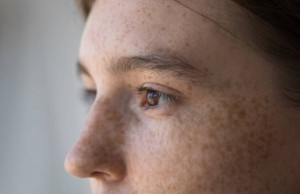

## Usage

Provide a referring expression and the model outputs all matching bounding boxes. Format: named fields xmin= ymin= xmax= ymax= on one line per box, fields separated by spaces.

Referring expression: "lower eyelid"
xmin=142 ymin=104 xmax=179 ymax=118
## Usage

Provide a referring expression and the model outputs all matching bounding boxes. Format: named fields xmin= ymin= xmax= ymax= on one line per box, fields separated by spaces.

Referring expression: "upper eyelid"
xmin=141 ymin=83 xmax=183 ymax=99
xmin=137 ymin=87 xmax=178 ymax=103
xmin=135 ymin=86 xmax=176 ymax=100
xmin=77 ymin=61 xmax=97 ymax=91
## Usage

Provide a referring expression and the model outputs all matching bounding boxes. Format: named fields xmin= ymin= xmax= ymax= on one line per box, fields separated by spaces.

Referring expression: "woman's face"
xmin=65 ymin=0 xmax=300 ymax=193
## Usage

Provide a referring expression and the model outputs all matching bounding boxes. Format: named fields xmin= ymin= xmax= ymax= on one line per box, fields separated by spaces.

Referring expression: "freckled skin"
xmin=65 ymin=0 xmax=300 ymax=193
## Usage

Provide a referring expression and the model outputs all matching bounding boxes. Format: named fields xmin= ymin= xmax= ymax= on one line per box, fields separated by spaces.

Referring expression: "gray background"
xmin=0 ymin=0 xmax=90 ymax=193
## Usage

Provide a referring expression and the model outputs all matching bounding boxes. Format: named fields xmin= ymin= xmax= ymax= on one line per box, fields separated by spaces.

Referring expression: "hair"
xmin=79 ymin=0 xmax=300 ymax=107
xmin=231 ymin=0 xmax=300 ymax=107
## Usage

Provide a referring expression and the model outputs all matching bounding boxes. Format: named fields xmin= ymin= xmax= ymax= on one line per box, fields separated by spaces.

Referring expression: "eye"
xmin=138 ymin=87 xmax=177 ymax=109
xmin=146 ymin=90 xmax=160 ymax=106
xmin=81 ymin=88 xmax=97 ymax=105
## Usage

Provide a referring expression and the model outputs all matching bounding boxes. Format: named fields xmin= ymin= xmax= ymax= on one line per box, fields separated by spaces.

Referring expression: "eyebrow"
xmin=78 ymin=52 xmax=210 ymax=83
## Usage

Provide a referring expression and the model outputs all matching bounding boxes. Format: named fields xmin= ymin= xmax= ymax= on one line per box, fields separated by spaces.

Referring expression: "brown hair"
xmin=79 ymin=0 xmax=300 ymax=106
xmin=232 ymin=0 xmax=300 ymax=106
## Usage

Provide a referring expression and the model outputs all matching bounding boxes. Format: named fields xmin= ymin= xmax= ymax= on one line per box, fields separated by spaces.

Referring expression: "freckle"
xmin=202 ymin=184 xmax=208 ymax=192
xmin=278 ymin=140 xmax=286 ymax=147
xmin=232 ymin=120 xmax=239 ymax=128
xmin=246 ymin=121 xmax=254 ymax=127
xmin=161 ymin=27 xmax=166 ymax=31
xmin=164 ymin=81 xmax=169 ymax=85
xmin=147 ymin=13 xmax=152 ymax=17
xmin=259 ymin=136 xmax=266 ymax=143
xmin=127 ymin=84 xmax=132 ymax=88
xmin=92 ymin=148 xmax=100 ymax=157
xmin=141 ymin=7 xmax=147 ymax=13
xmin=141 ymin=20 xmax=145 ymax=25
xmin=187 ymin=85 xmax=193 ymax=91
xmin=122 ymin=48 xmax=127 ymax=53
xmin=232 ymin=94 xmax=242 ymax=100
xmin=208 ymin=130 xmax=216 ymax=138
xmin=232 ymin=102 xmax=240 ymax=111
xmin=201 ymin=143 xmax=209 ymax=151
xmin=183 ymin=12 xmax=186 ymax=17
xmin=185 ymin=42 xmax=190 ymax=47
xmin=147 ymin=76 xmax=152 ymax=79
xmin=265 ymin=183 xmax=271 ymax=191
xmin=238 ymin=110 xmax=246 ymax=119
xmin=102 ymin=57 xmax=106 ymax=62
xmin=222 ymin=101 xmax=229 ymax=108
xmin=215 ymin=115 xmax=222 ymax=122
xmin=103 ymin=98 xmax=110 ymax=104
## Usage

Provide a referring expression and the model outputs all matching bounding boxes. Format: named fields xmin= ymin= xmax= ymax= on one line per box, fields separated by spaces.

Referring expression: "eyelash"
xmin=81 ymin=87 xmax=177 ymax=110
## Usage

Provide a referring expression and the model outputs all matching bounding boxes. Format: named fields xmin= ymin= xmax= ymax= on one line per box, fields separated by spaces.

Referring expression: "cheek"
xmin=125 ymin=93 xmax=281 ymax=193
xmin=125 ymin=119 xmax=203 ymax=193
xmin=173 ymin=94 xmax=278 ymax=192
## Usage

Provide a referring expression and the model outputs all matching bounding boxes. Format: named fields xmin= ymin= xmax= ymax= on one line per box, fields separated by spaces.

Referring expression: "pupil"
xmin=147 ymin=91 xmax=160 ymax=106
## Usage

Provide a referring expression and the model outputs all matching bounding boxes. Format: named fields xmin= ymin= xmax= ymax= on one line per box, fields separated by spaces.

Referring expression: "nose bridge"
xmin=65 ymin=96 xmax=127 ymax=181
xmin=86 ymin=96 xmax=126 ymax=151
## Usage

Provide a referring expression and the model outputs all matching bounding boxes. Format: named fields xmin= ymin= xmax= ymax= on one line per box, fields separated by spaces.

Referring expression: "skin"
xmin=65 ymin=0 xmax=300 ymax=193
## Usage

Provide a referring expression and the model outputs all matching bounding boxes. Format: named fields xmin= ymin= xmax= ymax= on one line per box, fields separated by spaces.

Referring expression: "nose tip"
xmin=65 ymin=97 xmax=128 ymax=182
xmin=64 ymin=148 xmax=127 ymax=181
xmin=64 ymin=154 xmax=89 ymax=179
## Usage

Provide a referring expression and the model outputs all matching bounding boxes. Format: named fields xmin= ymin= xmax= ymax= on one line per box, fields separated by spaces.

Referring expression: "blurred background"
xmin=0 ymin=0 xmax=90 ymax=193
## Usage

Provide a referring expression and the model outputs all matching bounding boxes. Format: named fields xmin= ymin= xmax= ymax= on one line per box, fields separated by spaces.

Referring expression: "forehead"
xmin=79 ymin=0 xmax=254 ymax=82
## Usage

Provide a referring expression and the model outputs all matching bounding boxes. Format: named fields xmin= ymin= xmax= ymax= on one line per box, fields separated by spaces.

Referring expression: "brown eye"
xmin=146 ymin=90 xmax=160 ymax=106
xmin=138 ymin=87 xmax=177 ymax=110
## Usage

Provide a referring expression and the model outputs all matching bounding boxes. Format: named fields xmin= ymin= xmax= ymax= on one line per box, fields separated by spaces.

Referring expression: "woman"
xmin=65 ymin=0 xmax=300 ymax=193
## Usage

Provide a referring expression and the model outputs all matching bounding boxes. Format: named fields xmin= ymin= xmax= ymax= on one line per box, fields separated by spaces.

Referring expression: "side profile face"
xmin=65 ymin=0 xmax=300 ymax=193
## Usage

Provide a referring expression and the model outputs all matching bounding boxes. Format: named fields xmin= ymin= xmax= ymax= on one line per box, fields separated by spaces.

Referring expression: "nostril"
xmin=90 ymin=171 xmax=109 ymax=178
xmin=90 ymin=171 xmax=122 ymax=182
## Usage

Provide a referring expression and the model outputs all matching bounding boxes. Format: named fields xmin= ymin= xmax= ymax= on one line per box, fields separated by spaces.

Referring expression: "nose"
xmin=65 ymin=98 xmax=127 ymax=182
